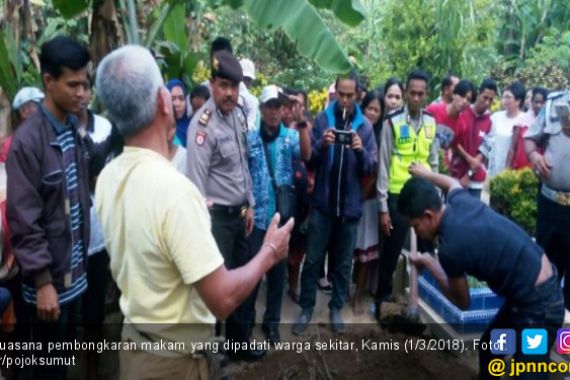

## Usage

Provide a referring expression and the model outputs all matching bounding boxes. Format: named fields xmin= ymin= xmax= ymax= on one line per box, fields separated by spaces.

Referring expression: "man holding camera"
xmin=524 ymin=89 xmax=570 ymax=309
xmin=293 ymin=72 xmax=377 ymax=335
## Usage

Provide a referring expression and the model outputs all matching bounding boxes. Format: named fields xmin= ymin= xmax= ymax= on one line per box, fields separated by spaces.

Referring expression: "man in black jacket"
xmin=7 ymin=36 xmax=96 ymax=380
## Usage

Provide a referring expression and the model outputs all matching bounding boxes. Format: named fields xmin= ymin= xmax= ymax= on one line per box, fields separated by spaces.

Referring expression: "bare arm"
xmin=195 ymin=214 xmax=294 ymax=320
xmin=298 ymin=124 xmax=312 ymax=162
xmin=410 ymin=253 xmax=470 ymax=310
xmin=408 ymin=163 xmax=462 ymax=194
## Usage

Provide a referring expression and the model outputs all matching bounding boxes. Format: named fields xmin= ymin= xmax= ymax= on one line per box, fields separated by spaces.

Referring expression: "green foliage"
xmin=309 ymin=0 xmax=366 ymax=27
xmin=377 ymin=0 xmax=499 ymax=92
xmin=240 ymin=0 xmax=354 ymax=74
xmin=203 ymin=8 xmax=334 ymax=90
xmin=51 ymin=0 xmax=90 ymax=19
xmin=489 ymin=168 xmax=538 ymax=235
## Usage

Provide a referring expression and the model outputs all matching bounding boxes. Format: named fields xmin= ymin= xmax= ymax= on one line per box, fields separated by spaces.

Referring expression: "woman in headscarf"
xmin=166 ymin=79 xmax=190 ymax=147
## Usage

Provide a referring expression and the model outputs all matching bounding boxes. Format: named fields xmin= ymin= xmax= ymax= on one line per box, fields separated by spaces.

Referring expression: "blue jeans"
xmin=478 ymin=269 xmax=565 ymax=380
xmin=299 ymin=208 xmax=358 ymax=313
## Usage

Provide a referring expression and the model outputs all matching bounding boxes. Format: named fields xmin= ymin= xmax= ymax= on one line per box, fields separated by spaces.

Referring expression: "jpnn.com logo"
xmin=490 ymin=329 xmax=516 ymax=355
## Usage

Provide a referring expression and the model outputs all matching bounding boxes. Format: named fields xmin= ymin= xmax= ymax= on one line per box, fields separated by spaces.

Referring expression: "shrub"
xmin=489 ymin=168 xmax=538 ymax=235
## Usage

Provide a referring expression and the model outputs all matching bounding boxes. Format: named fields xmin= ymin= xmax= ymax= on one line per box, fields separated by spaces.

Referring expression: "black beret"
xmin=211 ymin=51 xmax=243 ymax=83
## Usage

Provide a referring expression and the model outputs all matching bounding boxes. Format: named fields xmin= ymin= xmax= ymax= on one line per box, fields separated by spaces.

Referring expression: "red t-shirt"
xmin=453 ymin=106 xmax=492 ymax=182
xmin=426 ymin=103 xmax=464 ymax=149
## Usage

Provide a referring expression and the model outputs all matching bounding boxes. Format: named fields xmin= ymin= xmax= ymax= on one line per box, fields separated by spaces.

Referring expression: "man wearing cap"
xmin=245 ymin=85 xmax=311 ymax=343
xmin=0 ymin=87 xmax=44 ymax=163
xmin=239 ymin=58 xmax=260 ymax=131
xmin=524 ymin=89 xmax=570 ymax=309
xmin=186 ymin=51 xmax=261 ymax=361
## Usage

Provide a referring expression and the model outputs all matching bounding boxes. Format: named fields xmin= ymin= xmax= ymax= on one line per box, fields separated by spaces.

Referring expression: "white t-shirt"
xmin=487 ymin=110 xmax=533 ymax=177
xmin=88 ymin=114 xmax=112 ymax=256
xmin=171 ymin=146 xmax=187 ymax=176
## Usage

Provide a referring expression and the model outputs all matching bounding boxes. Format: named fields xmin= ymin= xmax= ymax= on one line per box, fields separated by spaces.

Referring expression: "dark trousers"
xmin=478 ymin=272 xmax=564 ymax=380
xmin=536 ymin=193 xmax=570 ymax=309
xmin=211 ymin=211 xmax=253 ymax=343
xmin=375 ymin=195 xmax=433 ymax=304
xmin=82 ymin=250 xmax=110 ymax=327
xmin=24 ymin=299 xmax=80 ymax=380
xmin=247 ymin=227 xmax=286 ymax=328
xmin=299 ymin=208 xmax=358 ymax=313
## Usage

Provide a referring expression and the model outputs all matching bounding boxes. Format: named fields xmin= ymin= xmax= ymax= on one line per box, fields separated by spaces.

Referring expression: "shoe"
xmin=292 ymin=309 xmax=312 ymax=336
xmin=330 ymin=308 xmax=346 ymax=334
xmin=288 ymin=289 xmax=300 ymax=304
xmin=262 ymin=324 xmax=281 ymax=344
xmin=229 ymin=348 xmax=267 ymax=362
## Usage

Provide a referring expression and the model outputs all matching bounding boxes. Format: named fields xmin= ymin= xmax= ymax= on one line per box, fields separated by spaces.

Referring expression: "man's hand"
xmin=290 ymin=95 xmax=305 ymax=123
xmin=321 ymin=129 xmax=335 ymax=148
xmin=245 ymin=207 xmax=254 ymax=237
xmin=36 ymin=283 xmax=60 ymax=322
xmin=263 ymin=213 xmax=295 ymax=261
xmin=466 ymin=156 xmax=480 ymax=171
xmin=408 ymin=162 xmax=430 ymax=177
xmin=379 ymin=212 xmax=392 ymax=237
xmin=529 ymin=151 xmax=551 ymax=180
xmin=408 ymin=252 xmax=433 ymax=271
xmin=351 ymin=132 xmax=362 ymax=152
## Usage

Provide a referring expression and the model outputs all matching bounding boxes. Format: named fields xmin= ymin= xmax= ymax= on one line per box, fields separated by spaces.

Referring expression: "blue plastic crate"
xmin=419 ymin=272 xmax=504 ymax=334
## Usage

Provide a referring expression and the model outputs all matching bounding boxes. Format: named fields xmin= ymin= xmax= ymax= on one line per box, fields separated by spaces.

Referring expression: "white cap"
xmin=239 ymin=58 xmax=256 ymax=80
xmin=12 ymin=87 xmax=44 ymax=110
xmin=259 ymin=85 xmax=285 ymax=105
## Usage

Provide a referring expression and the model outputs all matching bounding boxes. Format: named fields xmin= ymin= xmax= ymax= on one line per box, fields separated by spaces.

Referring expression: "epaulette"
xmin=198 ymin=109 xmax=211 ymax=127
xmin=386 ymin=107 xmax=404 ymax=119
xmin=547 ymin=90 xmax=567 ymax=100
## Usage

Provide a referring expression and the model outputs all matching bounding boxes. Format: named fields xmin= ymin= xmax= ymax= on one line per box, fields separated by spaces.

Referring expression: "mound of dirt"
xmin=229 ymin=326 xmax=477 ymax=380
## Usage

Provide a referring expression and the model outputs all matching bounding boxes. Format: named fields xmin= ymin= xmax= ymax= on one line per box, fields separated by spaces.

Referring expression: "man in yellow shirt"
xmin=95 ymin=45 xmax=293 ymax=380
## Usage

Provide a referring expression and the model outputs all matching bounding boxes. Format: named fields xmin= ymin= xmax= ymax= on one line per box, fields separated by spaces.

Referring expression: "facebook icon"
xmin=490 ymin=329 xmax=516 ymax=355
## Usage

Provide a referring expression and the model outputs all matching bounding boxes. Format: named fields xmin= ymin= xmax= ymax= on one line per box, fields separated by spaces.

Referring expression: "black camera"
xmin=334 ymin=130 xmax=353 ymax=145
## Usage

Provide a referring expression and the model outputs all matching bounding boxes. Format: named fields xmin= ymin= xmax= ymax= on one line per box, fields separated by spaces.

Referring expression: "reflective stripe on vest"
xmin=388 ymin=113 xmax=436 ymax=194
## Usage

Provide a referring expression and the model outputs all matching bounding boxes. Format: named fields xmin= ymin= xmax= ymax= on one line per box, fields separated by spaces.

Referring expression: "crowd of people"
xmin=0 ymin=34 xmax=568 ymax=380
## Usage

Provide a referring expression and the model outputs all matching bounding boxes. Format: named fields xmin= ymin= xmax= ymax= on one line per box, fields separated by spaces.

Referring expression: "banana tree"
xmin=51 ymin=0 xmax=365 ymax=74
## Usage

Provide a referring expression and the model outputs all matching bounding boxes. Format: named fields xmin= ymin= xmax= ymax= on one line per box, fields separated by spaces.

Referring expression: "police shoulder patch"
xmin=195 ymin=131 xmax=207 ymax=146
xmin=199 ymin=109 xmax=212 ymax=127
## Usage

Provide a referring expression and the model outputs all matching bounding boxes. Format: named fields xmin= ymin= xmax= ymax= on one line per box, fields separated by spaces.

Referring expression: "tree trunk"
xmin=89 ymin=0 xmax=124 ymax=68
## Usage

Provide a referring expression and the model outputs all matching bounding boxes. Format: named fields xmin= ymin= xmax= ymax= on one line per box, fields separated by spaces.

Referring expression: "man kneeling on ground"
xmin=95 ymin=45 xmax=293 ymax=380
xmin=401 ymin=164 xmax=564 ymax=380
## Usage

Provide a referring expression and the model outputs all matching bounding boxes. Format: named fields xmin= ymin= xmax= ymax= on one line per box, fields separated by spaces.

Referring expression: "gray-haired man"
xmin=95 ymin=45 xmax=293 ymax=379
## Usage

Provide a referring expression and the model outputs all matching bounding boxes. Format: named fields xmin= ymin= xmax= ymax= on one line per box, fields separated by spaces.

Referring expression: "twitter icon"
xmin=522 ymin=329 xmax=548 ymax=355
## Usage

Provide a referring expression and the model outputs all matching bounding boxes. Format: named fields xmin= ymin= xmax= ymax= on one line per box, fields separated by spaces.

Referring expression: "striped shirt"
xmin=23 ymin=107 xmax=87 ymax=304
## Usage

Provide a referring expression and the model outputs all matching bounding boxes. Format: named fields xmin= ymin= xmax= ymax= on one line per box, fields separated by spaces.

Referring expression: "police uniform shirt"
xmin=525 ymin=90 xmax=570 ymax=191
xmin=186 ymin=97 xmax=255 ymax=207
xmin=376 ymin=106 xmax=439 ymax=213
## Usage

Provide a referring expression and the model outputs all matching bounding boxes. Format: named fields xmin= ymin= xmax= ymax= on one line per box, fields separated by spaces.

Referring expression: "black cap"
xmin=211 ymin=51 xmax=243 ymax=83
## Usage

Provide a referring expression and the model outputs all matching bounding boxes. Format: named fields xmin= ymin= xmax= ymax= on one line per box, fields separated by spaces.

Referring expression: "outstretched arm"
xmin=408 ymin=163 xmax=462 ymax=194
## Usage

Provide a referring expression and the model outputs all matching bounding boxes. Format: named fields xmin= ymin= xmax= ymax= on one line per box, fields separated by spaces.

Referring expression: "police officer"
xmin=524 ymin=89 xmax=570 ymax=309
xmin=186 ymin=51 xmax=264 ymax=361
xmin=375 ymin=69 xmax=438 ymax=321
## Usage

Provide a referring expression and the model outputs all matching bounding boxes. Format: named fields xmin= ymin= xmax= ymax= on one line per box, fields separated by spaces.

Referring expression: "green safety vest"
xmin=388 ymin=111 xmax=436 ymax=194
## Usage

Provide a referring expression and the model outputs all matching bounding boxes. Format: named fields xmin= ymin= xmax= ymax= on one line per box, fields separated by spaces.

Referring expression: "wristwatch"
xmin=467 ymin=169 xmax=474 ymax=178
xmin=297 ymin=120 xmax=308 ymax=129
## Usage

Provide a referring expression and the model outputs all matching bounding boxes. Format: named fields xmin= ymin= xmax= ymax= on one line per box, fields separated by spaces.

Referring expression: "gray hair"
xmin=96 ymin=45 xmax=164 ymax=137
